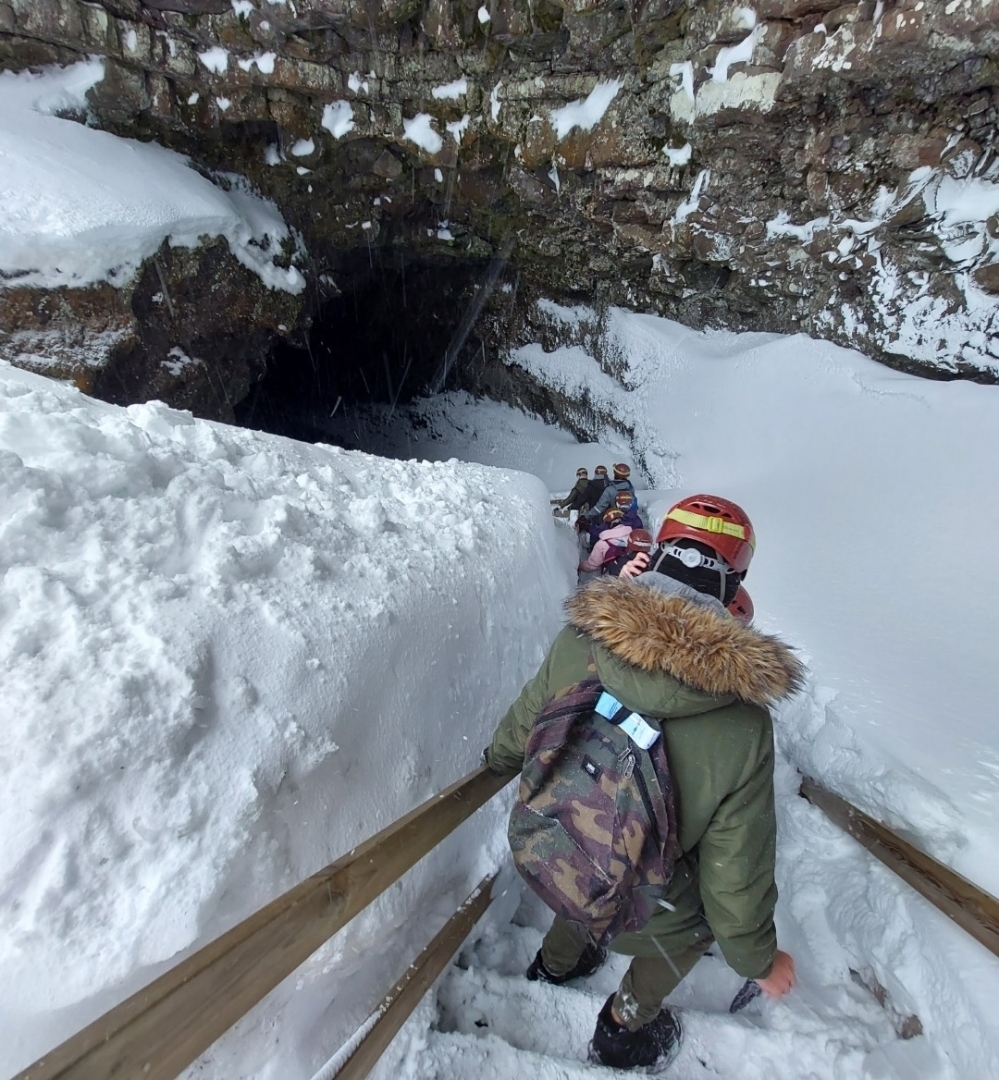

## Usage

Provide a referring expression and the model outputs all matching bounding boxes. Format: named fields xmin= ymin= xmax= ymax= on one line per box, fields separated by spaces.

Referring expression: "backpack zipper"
xmin=632 ymin=756 xmax=662 ymax=850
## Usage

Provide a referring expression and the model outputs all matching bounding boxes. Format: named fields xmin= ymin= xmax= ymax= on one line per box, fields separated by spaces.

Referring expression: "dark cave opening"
xmin=235 ymin=250 xmax=509 ymax=448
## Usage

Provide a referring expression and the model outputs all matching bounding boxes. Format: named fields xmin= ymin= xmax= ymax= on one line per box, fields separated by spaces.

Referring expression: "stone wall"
xmin=3 ymin=0 xmax=999 ymax=414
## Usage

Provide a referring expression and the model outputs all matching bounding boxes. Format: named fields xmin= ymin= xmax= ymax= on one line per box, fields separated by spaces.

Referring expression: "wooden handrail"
xmin=14 ymin=765 xmax=514 ymax=1080
xmin=800 ymin=777 xmax=999 ymax=959
xmin=314 ymin=874 xmax=498 ymax=1080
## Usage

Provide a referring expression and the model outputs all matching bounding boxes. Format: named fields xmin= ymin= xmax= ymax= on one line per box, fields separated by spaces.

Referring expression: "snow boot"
xmin=526 ymin=942 xmax=607 ymax=985
xmin=587 ymin=994 xmax=682 ymax=1071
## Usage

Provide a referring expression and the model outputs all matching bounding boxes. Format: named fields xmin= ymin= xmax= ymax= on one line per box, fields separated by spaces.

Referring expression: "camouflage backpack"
xmin=508 ymin=675 xmax=680 ymax=946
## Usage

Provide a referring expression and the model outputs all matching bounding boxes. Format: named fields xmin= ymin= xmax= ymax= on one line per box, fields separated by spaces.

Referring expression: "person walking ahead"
xmin=553 ymin=467 xmax=590 ymax=514
xmin=580 ymin=464 xmax=610 ymax=511
xmin=485 ymin=494 xmax=803 ymax=1070
xmin=583 ymin=463 xmax=636 ymax=523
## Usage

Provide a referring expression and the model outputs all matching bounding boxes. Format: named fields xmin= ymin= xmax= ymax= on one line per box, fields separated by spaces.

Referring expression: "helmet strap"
xmin=662 ymin=545 xmax=731 ymax=576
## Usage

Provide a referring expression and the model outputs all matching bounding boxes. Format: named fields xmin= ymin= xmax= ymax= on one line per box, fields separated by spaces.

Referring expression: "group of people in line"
xmin=555 ymin=464 xmax=755 ymax=623
xmin=488 ymin=484 xmax=800 ymax=1070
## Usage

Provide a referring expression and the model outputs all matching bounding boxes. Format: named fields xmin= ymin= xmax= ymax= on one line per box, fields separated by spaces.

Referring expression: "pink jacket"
xmin=578 ymin=525 xmax=632 ymax=573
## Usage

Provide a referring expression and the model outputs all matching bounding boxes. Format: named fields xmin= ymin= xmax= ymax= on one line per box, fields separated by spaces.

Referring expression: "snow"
xmin=432 ymin=77 xmax=467 ymax=100
xmin=347 ymin=72 xmax=369 ymax=94
xmin=765 ymin=167 xmax=999 ymax=375
xmin=446 ymin=114 xmax=470 ymax=144
xmin=549 ymin=79 xmax=621 ymax=140
xmin=0 ymin=62 xmax=305 ymax=295
xmin=489 ymin=308 xmax=999 ymax=1069
xmin=708 ymin=26 xmax=763 ymax=82
xmin=0 ymin=362 xmax=570 ymax=1078
xmin=1 ymin=310 xmax=998 ymax=1074
xmin=670 ymin=61 xmax=695 ymax=102
xmin=321 ymin=100 xmax=355 ymax=139
xmin=401 ymin=113 xmax=443 ymax=155
xmin=161 ymin=346 xmax=203 ymax=376
xmin=490 ymin=81 xmax=502 ymax=122
xmin=198 ymin=47 xmax=229 ymax=75
xmin=673 ymin=167 xmax=710 ymax=223
xmin=291 ymin=138 xmax=315 ymax=157
xmin=237 ymin=52 xmax=277 ymax=75
xmin=478 ymin=5 xmax=491 ymax=24
xmin=664 ymin=141 xmax=692 ymax=167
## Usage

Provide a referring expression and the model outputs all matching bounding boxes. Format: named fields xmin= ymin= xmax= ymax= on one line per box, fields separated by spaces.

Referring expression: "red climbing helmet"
xmin=613 ymin=463 xmax=631 ymax=479
xmin=655 ymin=494 xmax=756 ymax=574
xmin=602 ymin=508 xmax=625 ymax=526
xmin=615 ymin=491 xmax=634 ymax=509
xmin=627 ymin=528 xmax=653 ymax=554
xmin=576 ymin=467 xmax=588 ymax=478
xmin=594 ymin=465 xmax=608 ymax=477
xmin=727 ymin=585 xmax=754 ymax=624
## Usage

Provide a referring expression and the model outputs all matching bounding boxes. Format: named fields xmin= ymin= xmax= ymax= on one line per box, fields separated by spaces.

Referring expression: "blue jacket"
xmin=585 ymin=478 xmax=636 ymax=521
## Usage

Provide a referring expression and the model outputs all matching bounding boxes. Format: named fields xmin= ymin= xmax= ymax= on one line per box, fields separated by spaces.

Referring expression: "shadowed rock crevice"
xmin=234 ymin=248 xmax=518 ymax=444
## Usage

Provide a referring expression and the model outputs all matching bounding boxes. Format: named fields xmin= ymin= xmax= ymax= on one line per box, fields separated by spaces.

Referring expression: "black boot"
xmin=526 ymin=942 xmax=607 ymax=985
xmin=588 ymin=993 xmax=682 ymax=1070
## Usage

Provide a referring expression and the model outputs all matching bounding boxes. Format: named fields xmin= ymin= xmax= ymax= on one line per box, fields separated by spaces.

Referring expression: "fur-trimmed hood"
xmin=565 ymin=577 xmax=805 ymax=709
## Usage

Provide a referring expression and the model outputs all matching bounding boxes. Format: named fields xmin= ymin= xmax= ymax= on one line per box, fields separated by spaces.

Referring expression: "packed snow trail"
xmin=366 ymin=674 xmax=949 ymax=1080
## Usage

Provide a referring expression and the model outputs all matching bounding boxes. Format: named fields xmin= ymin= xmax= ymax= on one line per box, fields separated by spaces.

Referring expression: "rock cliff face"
xmin=3 ymin=0 xmax=999 ymax=423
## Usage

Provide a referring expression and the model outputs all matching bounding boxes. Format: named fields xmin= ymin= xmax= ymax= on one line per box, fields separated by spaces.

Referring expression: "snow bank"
xmin=0 ymin=363 xmax=571 ymax=1077
xmin=0 ymin=62 xmax=305 ymax=294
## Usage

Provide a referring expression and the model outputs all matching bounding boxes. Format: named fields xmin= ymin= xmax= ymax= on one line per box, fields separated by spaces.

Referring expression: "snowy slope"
xmin=0 ymin=362 xmax=572 ymax=1077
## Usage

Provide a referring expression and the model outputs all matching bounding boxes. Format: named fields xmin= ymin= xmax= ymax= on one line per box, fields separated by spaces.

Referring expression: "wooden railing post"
xmin=13 ymin=766 xmax=514 ymax=1080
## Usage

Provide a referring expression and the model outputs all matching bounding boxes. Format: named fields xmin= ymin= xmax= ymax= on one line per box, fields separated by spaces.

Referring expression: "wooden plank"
xmin=800 ymin=777 xmax=999 ymax=960
xmin=15 ymin=766 xmax=513 ymax=1080
xmin=328 ymin=874 xmax=497 ymax=1080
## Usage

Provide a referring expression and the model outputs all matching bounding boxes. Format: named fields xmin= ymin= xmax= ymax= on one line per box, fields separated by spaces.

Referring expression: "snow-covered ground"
xmin=2 ymin=54 xmax=999 ymax=1080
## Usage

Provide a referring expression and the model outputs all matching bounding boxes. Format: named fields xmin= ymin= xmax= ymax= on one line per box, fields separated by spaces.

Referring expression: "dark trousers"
xmin=539 ymin=862 xmax=714 ymax=1030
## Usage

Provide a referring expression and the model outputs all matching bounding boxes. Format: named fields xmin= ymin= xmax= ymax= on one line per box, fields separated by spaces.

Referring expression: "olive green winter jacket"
xmin=487 ymin=577 xmax=804 ymax=981
xmin=555 ymin=476 xmax=590 ymax=509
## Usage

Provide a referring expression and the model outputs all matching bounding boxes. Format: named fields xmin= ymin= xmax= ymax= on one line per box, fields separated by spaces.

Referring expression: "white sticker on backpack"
xmin=618 ymin=711 xmax=660 ymax=750
xmin=595 ymin=691 xmax=660 ymax=749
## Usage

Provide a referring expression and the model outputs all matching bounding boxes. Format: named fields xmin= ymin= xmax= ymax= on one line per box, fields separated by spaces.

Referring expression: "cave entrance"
xmin=235 ymin=248 xmax=512 ymax=449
